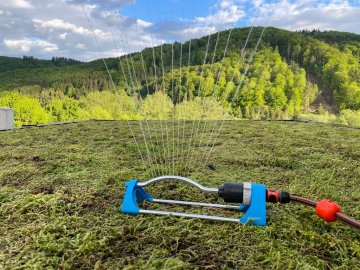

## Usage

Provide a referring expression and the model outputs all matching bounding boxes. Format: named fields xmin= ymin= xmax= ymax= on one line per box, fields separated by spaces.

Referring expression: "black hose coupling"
xmin=266 ymin=189 xmax=290 ymax=203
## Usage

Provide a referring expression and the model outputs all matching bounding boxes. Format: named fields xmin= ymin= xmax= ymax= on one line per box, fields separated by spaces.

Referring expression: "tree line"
xmin=0 ymin=27 xmax=359 ymax=126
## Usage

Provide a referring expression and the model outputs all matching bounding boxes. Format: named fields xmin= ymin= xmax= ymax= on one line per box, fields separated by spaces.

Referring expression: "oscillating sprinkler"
xmin=120 ymin=176 xmax=360 ymax=229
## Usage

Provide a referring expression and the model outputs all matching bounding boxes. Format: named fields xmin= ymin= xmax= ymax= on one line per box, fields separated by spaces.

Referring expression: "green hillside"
xmin=0 ymin=120 xmax=359 ymax=269
xmin=0 ymin=56 xmax=83 ymax=73
xmin=0 ymin=56 xmax=103 ymax=91
xmin=0 ymin=56 xmax=53 ymax=73
xmin=0 ymin=27 xmax=359 ymax=125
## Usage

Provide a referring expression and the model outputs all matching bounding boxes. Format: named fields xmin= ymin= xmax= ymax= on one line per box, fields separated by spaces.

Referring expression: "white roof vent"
xmin=0 ymin=108 xmax=14 ymax=131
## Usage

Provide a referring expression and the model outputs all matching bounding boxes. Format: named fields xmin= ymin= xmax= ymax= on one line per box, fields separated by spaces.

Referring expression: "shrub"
xmin=0 ymin=92 xmax=50 ymax=126
xmin=140 ymin=91 xmax=173 ymax=120
xmin=176 ymin=97 xmax=232 ymax=120
xmin=80 ymin=91 xmax=140 ymax=120
xmin=298 ymin=113 xmax=338 ymax=124
xmin=46 ymin=98 xmax=89 ymax=122
xmin=338 ymin=109 xmax=360 ymax=127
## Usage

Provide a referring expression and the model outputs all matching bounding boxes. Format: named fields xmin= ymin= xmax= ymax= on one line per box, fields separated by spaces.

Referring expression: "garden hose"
xmin=252 ymin=188 xmax=359 ymax=229
xmin=177 ymin=181 xmax=360 ymax=229
xmin=289 ymin=195 xmax=360 ymax=230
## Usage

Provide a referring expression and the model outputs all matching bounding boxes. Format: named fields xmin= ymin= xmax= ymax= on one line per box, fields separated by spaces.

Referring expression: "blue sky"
xmin=0 ymin=0 xmax=359 ymax=61
xmin=120 ymin=0 xmax=252 ymax=26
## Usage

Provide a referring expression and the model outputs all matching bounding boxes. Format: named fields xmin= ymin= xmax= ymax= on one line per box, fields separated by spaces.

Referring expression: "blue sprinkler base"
xmin=120 ymin=179 xmax=267 ymax=226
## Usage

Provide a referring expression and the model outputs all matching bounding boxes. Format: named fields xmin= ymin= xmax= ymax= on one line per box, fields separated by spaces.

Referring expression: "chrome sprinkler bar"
xmin=138 ymin=175 xmax=219 ymax=193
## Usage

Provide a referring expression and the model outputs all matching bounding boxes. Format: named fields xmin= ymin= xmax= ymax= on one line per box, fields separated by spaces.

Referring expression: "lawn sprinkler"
xmin=120 ymin=176 xmax=360 ymax=229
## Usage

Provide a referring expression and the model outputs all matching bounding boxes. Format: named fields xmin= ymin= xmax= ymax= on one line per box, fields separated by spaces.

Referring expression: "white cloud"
xmin=0 ymin=0 xmax=128 ymax=60
xmin=194 ymin=0 xmax=245 ymax=26
xmin=0 ymin=10 xmax=12 ymax=15
xmin=33 ymin=18 xmax=91 ymax=35
xmin=146 ymin=0 xmax=246 ymax=43
xmin=0 ymin=0 xmax=164 ymax=60
xmin=136 ymin=19 xmax=152 ymax=28
xmin=0 ymin=0 xmax=32 ymax=9
xmin=148 ymin=0 xmax=245 ymax=42
xmin=65 ymin=0 xmax=134 ymax=8
xmin=182 ymin=26 xmax=217 ymax=37
xmin=32 ymin=18 xmax=111 ymax=39
xmin=3 ymin=38 xmax=58 ymax=52
xmin=59 ymin=32 xmax=68 ymax=40
xmin=75 ymin=43 xmax=85 ymax=49
xmin=82 ymin=49 xmax=124 ymax=60
xmin=252 ymin=0 xmax=263 ymax=9
xmin=249 ymin=0 xmax=360 ymax=34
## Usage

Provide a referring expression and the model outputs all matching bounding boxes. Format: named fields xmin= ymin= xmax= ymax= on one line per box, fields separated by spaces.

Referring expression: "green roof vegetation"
xmin=0 ymin=120 xmax=359 ymax=269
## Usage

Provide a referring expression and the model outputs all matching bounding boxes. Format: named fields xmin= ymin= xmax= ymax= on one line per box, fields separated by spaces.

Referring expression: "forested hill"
xmin=0 ymin=27 xmax=359 ymax=124
xmin=301 ymin=30 xmax=360 ymax=46
xmin=0 ymin=56 xmax=83 ymax=73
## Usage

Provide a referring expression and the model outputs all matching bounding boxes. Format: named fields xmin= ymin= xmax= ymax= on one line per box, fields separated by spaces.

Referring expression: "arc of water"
xmin=115 ymin=8 xmax=172 ymax=177
xmin=176 ymin=42 xmax=183 ymax=175
xmin=152 ymin=2 xmax=174 ymax=176
xmin=171 ymin=42 xmax=175 ymax=175
xmin=124 ymin=10 xmax=168 ymax=173
xmin=203 ymin=27 xmax=267 ymax=166
xmin=197 ymin=12 xmax=216 ymax=96
xmin=131 ymin=6 xmax=150 ymax=95
xmin=198 ymin=26 xmax=253 ymax=167
xmin=109 ymin=29 xmax=128 ymax=89
xmin=132 ymin=3 xmax=171 ymax=176
xmin=190 ymin=27 xmax=234 ymax=171
xmin=160 ymin=43 xmax=172 ymax=175
xmin=182 ymin=13 xmax=217 ymax=174
xmin=175 ymin=15 xmax=197 ymax=176
xmin=111 ymin=9 xmax=162 ymax=177
xmin=183 ymin=12 xmax=230 ymax=174
xmin=81 ymin=5 xmax=153 ymax=177
xmin=154 ymin=9 xmax=172 ymax=175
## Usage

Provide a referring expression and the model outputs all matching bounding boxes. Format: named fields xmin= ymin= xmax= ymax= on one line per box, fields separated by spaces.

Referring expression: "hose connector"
xmin=266 ymin=190 xmax=290 ymax=203
xmin=315 ymin=199 xmax=341 ymax=222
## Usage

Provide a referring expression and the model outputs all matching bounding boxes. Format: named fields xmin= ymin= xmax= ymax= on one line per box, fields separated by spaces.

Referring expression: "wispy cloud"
xmin=33 ymin=18 xmax=111 ymax=39
xmin=249 ymin=0 xmax=360 ymax=33
xmin=146 ymin=0 xmax=246 ymax=42
xmin=65 ymin=0 xmax=134 ymax=9
xmin=3 ymin=38 xmax=58 ymax=52
xmin=0 ymin=0 xmax=157 ymax=60
xmin=194 ymin=0 xmax=245 ymax=25
xmin=0 ymin=0 xmax=33 ymax=9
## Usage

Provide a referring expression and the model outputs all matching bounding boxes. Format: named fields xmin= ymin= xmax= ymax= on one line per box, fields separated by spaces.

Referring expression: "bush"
xmin=175 ymin=97 xmax=232 ymax=120
xmin=46 ymin=98 xmax=89 ymax=122
xmin=299 ymin=109 xmax=360 ymax=128
xmin=298 ymin=113 xmax=338 ymax=124
xmin=140 ymin=91 xmax=173 ymax=120
xmin=0 ymin=92 xmax=50 ymax=126
xmin=242 ymin=105 xmax=289 ymax=120
xmin=338 ymin=109 xmax=360 ymax=127
xmin=80 ymin=91 xmax=140 ymax=120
